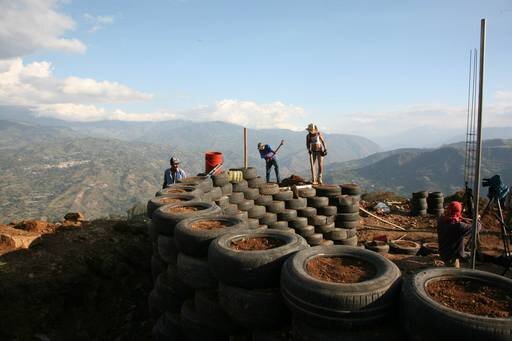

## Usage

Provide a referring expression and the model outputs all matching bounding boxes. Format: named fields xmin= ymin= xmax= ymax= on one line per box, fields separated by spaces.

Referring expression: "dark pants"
xmin=266 ymin=159 xmax=280 ymax=183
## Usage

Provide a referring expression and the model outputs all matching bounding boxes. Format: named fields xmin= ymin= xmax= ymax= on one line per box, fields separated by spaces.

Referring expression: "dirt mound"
xmin=306 ymin=256 xmax=376 ymax=283
xmin=12 ymin=220 xmax=56 ymax=233
xmin=230 ymin=237 xmax=284 ymax=250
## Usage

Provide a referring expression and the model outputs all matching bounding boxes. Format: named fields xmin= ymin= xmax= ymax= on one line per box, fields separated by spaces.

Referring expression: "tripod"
xmin=479 ymin=195 xmax=511 ymax=275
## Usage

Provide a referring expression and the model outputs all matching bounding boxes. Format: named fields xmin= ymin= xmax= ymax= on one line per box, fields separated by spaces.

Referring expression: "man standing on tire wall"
xmin=162 ymin=156 xmax=187 ymax=188
xmin=306 ymin=123 xmax=327 ymax=184
xmin=258 ymin=142 xmax=280 ymax=183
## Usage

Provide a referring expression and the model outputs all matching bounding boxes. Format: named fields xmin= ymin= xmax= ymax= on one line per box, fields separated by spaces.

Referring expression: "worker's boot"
xmin=318 ymin=174 xmax=323 ymax=184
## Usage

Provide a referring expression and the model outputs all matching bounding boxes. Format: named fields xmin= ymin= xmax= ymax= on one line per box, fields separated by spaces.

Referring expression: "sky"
xmin=0 ymin=0 xmax=510 ymax=138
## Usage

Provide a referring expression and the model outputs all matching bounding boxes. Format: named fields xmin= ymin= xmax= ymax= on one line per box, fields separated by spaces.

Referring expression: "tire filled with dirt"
xmin=174 ymin=216 xmax=247 ymax=257
xmin=208 ymin=229 xmax=309 ymax=289
xmin=400 ymin=267 xmax=512 ymax=341
xmin=281 ymin=245 xmax=402 ymax=328
xmin=153 ymin=202 xmax=222 ymax=236
xmin=147 ymin=193 xmax=200 ymax=219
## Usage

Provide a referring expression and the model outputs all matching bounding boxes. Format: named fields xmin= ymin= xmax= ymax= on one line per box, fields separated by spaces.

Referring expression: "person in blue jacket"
xmin=258 ymin=142 xmax=280 ymax=183
xmin=162 ymin=156 xmax=187 ymax=188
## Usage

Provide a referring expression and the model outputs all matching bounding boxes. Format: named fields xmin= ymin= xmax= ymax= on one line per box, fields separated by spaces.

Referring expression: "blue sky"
xmin=1 ymin=0 xmax=511 ymax=137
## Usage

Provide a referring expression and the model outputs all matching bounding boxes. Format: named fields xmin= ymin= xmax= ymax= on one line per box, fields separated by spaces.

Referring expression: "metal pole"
xmin=471 ymin=18 xmax=486 ymax=269
xmin=243 ymin=127 xmax=248 ymax=168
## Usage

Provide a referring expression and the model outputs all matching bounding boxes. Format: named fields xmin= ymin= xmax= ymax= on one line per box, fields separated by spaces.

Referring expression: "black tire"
xmin=335 ymin=220 xmax=359 ymax=229
xmin=308 ymin=215 xmax=327 ymax=226
xmin=331 ymin=194 xmax=359 ymax=207
xmin=242 ymin=167 xmax=258 ymax=180
xmin=315 ymin=185 xmax=342 ymax=197
xmin=268 ymin=221 xmax=289 ymax=230
xmin=289 ymin=217 xmax=308 ymax=229
xmin=248 ymin=205 xmax=266 ymax=219
xmin=212 ymin=172 xmax=229 ymax=187
xmin=148 ymin=221 xmax=158 ymax=242
xmin=335 ymin=212 xmax=360 ymax=223
xmin=421 ymin=242 xmax=439 ymax=255
xmin=321 ymin=240 xmax=334 ymax=246
xmin=247 ymin=218 xmax=260 ymax=229
xmin=388 ymin=240 xmax=421 ymax=255
xmin=222 ymin=204 xmax=239 ymax=216
xmin=318 ymin=206 xmax=337 ymax=216
xmin=255 ymin=194 xmax=273 ymax=206
xmin=174 ymin=216 xmax=247 ymax=257
xmin=307 ymin=196 xmax=329 ymax=208
xmin=259 ymin=183 xmax=280 ymax=195
xmin=153 ymin=312 xmax=184 ymax=341
xmin=306 ymin=233 xmax=323 ymax=245
xmin=277 ymin=209 xmax=298 ymax=221
xmin=325 ymin=228 xmax=348 ymax=241
xmin=147 ymin=194 xmax=200 ymax=219
xmin=248 ymin=176 xmax=265 ymax=188
xmin=337 ymin=204 xmax=360 ymax=214
xmin=221 ymin=183 xmax=233 ymax=196
xmin=428 ymin=191 xmax=443 ymax=198
xmin=315 ymin=223 xmax=335 ymax=234
xmin=195 ymin=290 xmax=241 ymax=334
xmin=229 ymin=192 xmax=245 ymax=204
xmin=336 ymin=235 xmax=358 ymax=246
xmin=298 ymin=187 xmax=316 ymax=198
xmin=233 ymin=210 xmax=249 ymax=222
xmin=401 ymin=268 xmax=512 ymax=341
xmin=364 ymin=240 xmax=390 ymax=253
xmin=165 ymin=264 xmax=195 ymax=300
xmin=281 ymin=245 xmax=401 ymax=328
xmin=215 ymin=195 xmax=230 ymax=209
xmin=341 ymin=184 xmax=361 ymax=196
xmin=296 ymin=225 xmax=315 ymax=238
xmin=232 ymin=180 xmax=249 ymax=193
xmin=178 ymin=176 xmax=214 ymax=193
xmin=411 ymin=199 xmax=427 ymax=210
xmin=219 ymin=283 xmax=291 ymax=330
xmin=259 ymin=212 xmax=278 ymax=225
xmin=267 ymin=200 xmax=286 ymax=214
xmin=153 ymin=202 xmax=222 ymax=236
xmin=157 ymin=184 xmax=203 ymax=198
xmin=154 ymin=271 xmax=188 ymax=313
xmin=237 ymin=199 xmax=255 ymax=212
xmin=180 ymin=300 xmax=228 ymax=341
xmin=209 ymin=186 xmax=223 ymax=201
xmin=427 ymin=197 xmax=444 ymax=205
xmin=158 ymin=234 xmax=179 ymax=264
xmin=273 ymin=190 xmax=293 ymax=201
xmin=412 ymin=191 xmax=428 ymax=199
xmin=411 ymin=209 xmax=427 ymax=217
xmin=244 ymin=187 xmax=260 ymax=200
xmin=177 ymin=253 xmax=217 ymax=289
xmin=208 ymin=229 xmax=309 ymax=289
xmin=286 ymin=198 xmax=307 ymax=209
xmin=151 ymin=253 xmax=166 ymax=282
xmin=297 ymin=207 xmax=317 ymax=218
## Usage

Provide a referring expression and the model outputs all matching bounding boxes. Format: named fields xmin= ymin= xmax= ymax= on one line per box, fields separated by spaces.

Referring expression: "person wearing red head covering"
xmin=437 ymin=201 xmax=480 ymax=265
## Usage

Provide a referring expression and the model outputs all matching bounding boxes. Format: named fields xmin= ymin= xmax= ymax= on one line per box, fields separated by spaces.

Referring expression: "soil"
xmin=158 ymin=197 xmax=185 ymax=204
xmin=426 ymin=278 xmax=512 ymax=318
xmin=12 ymin=220 xmax=57 ymax=233
xmin=191 ymin=219 xmax=229 ymax=230
xmin=366 ymin=240 xmax=387 ymax=247
xmin=164 ymin=188 xmax=189 ymax=193
xmin=306 ymin=256 xmax=376 ymax=283
xmin=230 ymin=237 xmax=284 ymax=251
xmin=164 ymin=206 xmax=200 ymax=213
xmin=393 ymin=240 xmax=418 ymax=248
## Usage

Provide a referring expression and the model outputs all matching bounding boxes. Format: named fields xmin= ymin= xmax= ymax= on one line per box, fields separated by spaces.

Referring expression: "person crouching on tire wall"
xmin=306 ymin=123 xmax=327 ymax=184
xmin=258 ymin=142 xmax=280 ymax=183
xmin=162 ymin=156 xmax=187 ymax=188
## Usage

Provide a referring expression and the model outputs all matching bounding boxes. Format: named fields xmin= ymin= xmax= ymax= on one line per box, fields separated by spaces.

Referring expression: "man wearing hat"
xmin=162 ymin=156 xmax=187 ymax=188
xmin=306 ymin=123 xmax=327 ymax=184
xmin=258 ymin=142 xmax=280 ymax=183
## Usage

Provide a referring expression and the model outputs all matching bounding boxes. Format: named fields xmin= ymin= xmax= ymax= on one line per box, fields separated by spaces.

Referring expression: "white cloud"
xmin=0 ymin=58 xmax=152 ymax=107
xmin=0 ymin=0 xmax=86 ymax=59
xmin=83 ymin=13 xmax=114 ymax=33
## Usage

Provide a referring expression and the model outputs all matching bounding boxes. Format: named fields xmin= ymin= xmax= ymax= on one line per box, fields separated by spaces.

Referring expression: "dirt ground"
xmin=0 ymin=219 xmax=153 ymax=340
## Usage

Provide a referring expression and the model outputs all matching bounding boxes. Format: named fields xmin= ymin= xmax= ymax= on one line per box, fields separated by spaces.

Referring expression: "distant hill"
xmin=325 ymin=139 xmax=512 ymax=195
xmin=0 ymin=118 xmax=380 ymax=222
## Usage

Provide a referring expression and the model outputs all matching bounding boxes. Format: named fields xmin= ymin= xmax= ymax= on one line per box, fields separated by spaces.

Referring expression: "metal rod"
xmin=471 ymin=18 xmax=486 ymax=269
xmin=243 ymin=127 xmax=248 ymax=168
xmin=464 ymin=49 xmax=473 ymax=185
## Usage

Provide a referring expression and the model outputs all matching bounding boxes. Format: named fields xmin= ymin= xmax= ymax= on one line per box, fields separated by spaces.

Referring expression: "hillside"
xmin=0 ymin=119 xmax=379 ymax=222
xmin=325 ymin=139 xmax=512 ymax=195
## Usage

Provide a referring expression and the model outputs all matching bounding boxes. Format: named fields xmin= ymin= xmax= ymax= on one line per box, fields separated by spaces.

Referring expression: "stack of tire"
xmin=310 ymin=185 xmax=341 ymax=246
xmin=427 ymin=192 xmax=444 ymax=216
xmin=340 ymin=183 xmax=362 ymax=200
xmin=210 ymin=171 xmax=233 ymax=212
xmin=169 ymin=215 xmax=248 ymax=340
xmin=281 ymin=245 xmax=402 ymax=340
xmin=208 ymin=229 xmax=309 ymax=339
xmin=327 ymin=193 xmax=360 ymax=247
xmin=288 ymin=187 xmax=317 ymax=241
xmin=411 ymin=191 xmax=428 ymax=216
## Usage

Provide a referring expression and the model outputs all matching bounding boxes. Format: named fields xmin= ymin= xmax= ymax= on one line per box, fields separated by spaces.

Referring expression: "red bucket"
xmin=205 ymin=151 xmax=223 ymax=175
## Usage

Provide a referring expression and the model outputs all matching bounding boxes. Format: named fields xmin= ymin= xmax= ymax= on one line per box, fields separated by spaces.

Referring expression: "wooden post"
xmin=243 ymin=127 xmax=248 ymax=168
xmin=471 ymin=18 xmax=486 ymax=269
